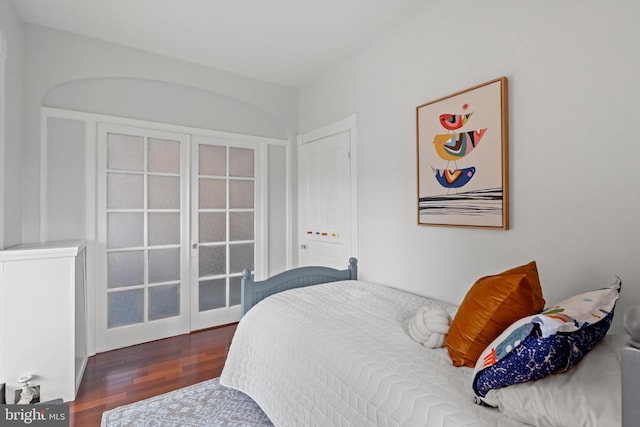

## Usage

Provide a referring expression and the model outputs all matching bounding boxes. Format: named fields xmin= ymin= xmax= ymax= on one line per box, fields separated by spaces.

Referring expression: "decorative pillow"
xmin=472 ymin=276 xmax=622 ymax=404
xmin=446 ymin=261 xmax=545 ymax=367
xmin=408 ymin=305 xmax=450 ymax=348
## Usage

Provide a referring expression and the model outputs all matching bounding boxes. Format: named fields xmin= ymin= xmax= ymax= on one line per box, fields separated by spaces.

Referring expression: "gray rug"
xmin=101 ymin=378 xmax=273 ymax=426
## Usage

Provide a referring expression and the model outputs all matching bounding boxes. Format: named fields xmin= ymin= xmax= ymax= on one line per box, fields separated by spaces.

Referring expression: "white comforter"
xmin=220 ymin=280 xmax=528 ymax=427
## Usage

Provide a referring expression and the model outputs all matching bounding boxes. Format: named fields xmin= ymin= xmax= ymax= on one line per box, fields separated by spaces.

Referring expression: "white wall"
xmin=299 ymin=0 xmax=640 ymax=333
xmin=44 ymin=78 xmax=288 ymax=139
xmin=45 ymin=117 xmax=85 ymax=241
xmin=0 ymin=0 xmax=23 ymax=249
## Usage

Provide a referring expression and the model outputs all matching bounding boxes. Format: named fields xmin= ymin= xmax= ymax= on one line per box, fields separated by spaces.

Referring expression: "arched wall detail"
xmin=42 ymin=77 xmax=290 ymax=140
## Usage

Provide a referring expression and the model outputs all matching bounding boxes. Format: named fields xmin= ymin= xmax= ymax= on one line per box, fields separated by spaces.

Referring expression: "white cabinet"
xmin=0 ymin=240 xmax=87 ymax=402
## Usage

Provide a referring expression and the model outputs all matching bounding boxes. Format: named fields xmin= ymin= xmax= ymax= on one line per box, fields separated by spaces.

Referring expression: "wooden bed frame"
xmin=240 ymin=257 xmax=358 ymax=315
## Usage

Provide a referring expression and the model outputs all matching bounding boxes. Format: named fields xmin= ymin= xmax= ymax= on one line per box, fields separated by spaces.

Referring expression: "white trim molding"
xmin=39 ymin=110 xmax=48 ymax=241
xmin=41 ymin=107 xmax=289 ymax=147
xmin=0 ymin=31 xmax=7 ymax=58
xmin=298 ymin=114 xmax=357 ymax=146
xmin=0 ymin=30 xmax=7 ymax=250
xmin=285 ymin=139 xmax=294 ymax=269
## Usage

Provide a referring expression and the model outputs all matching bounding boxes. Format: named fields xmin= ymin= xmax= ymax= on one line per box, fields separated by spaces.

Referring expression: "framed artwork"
xmin=416 ymin=77 xmax=509 ymax=229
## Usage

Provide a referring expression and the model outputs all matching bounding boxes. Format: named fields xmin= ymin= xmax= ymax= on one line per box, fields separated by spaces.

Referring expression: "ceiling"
xmin=11 ymin=0 xmax=426 ymax=88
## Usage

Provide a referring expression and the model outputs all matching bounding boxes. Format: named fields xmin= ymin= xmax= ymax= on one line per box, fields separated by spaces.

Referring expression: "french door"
xmin=96 ymin=124 xmax=261 ymax=352
xmin=190 ymin=135 xmax=259 ymax=330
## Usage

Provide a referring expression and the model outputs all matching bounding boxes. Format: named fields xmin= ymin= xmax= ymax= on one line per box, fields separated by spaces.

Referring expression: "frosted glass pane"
xmin=199 ymin=212 xmax=226 ymax=243
xmin=148 ymin=248 xmax=180 ymax=283
xmin=107 ymin=133 xmax=144 ymax=171
xmin=229 ymin=147 xmax=254 ymax=177
xmin=148 ymin=175 xmax=180 ymax=209
xmin=149 ymin=212 xmax=180 ymax=246
xmin=108 ymin=173 xmax=143 ymax=209
xmin=199 ymin=178 xmax=226 ymax=209
xmin=199 ymin=278 xmax=226 ymax=311
xmin=149 ymin=138 xmax=180 ymax=173
xmin=199 ymin=144 xmax=226 ymax=176
xmin=230 ymin=243 xmax=254 ymax=273
xmin=199 ymin=245 xmax=226 ymax=277
xmin=108 ymin=251 xmax=144 ymax=288
xmin=149 ymin=284 xmax=180 ymax=320
xmin=229 ymin=180 xmax=254 ymax=208
xmin=108 ymin=289 xmax=144 ymax=328
xmin=229 ymin=276 xmax=241 ymax=306
xmin=229 ymin=212 xmax=253 ymax=241
xmin=108 ymin=213 xmax=143 ymax=248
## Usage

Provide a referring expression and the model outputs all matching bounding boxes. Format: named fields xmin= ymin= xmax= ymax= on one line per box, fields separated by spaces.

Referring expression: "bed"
xmin=220 ymin=259 xmax=625 ymax=427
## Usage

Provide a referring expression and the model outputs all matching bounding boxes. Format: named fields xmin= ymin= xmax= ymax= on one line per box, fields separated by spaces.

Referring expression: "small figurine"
xmin=15 ymin=375 xmax=39 ymax=404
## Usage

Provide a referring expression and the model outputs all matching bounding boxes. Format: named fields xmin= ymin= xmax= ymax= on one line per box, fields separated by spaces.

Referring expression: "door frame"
xmin=295 ymin=114 xmax=358 ymax=268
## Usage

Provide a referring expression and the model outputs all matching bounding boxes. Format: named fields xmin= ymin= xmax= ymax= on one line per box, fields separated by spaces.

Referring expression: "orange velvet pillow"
xmin=446 ymin=261 xmax=545 ymax=367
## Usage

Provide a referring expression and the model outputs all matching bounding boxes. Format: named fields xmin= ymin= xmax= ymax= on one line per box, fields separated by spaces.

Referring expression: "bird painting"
xmin=433 ymin=128 xmax=487 ymax=162
xmin=439 ymin=113 xmax=473 ymax=131
xmin=432 ymin=166 xmax=476 ymax=189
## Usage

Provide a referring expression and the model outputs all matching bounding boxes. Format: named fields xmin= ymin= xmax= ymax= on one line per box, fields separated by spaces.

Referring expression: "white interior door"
xmin=190 ymin=135 xmax=262 ymax=330
xmin=96 ymin=124 xmax=190 ymax=352
xmin=298 ymin=125 xmax=356 ymax=269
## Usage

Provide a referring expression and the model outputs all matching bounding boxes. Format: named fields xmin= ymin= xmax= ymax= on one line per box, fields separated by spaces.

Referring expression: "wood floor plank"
xmin=67 ymin=323 xmax=237 ymax=426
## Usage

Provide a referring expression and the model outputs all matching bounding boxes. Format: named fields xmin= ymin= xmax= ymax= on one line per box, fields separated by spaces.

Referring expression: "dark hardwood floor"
xmin=68 ymin=323 xmax=238 ymax=426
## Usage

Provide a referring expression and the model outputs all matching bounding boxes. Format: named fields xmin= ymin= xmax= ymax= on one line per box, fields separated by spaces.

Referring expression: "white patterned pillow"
xmin=473 ymin=276 xmax=621 ymax=404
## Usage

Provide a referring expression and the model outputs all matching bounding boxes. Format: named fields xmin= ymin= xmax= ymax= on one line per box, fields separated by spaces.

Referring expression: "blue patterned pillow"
xmin=472 ymin=276 xmax=621 ymax=405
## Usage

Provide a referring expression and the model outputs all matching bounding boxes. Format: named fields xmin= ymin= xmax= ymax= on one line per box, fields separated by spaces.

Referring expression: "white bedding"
xmin=220 ymin=280 xmax=530 ymax=427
